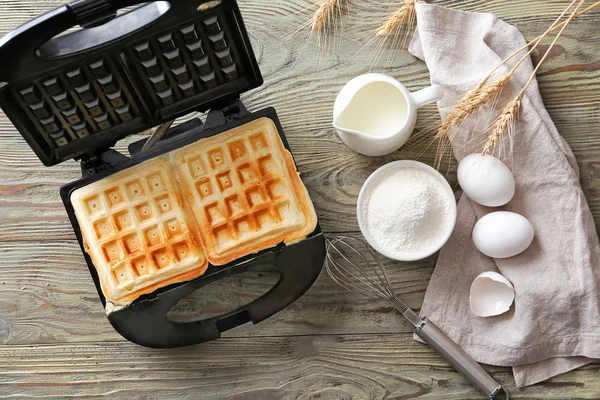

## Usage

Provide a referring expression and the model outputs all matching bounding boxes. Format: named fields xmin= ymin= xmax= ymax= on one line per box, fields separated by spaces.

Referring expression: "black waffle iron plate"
xmin=0 ymin=0 xmax=325 ymax=348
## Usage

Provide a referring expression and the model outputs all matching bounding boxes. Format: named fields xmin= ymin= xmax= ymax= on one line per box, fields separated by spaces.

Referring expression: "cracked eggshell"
xmin=457 ymin=154 xmax=515 ymax=207
xmin=470 ymin=272 xmax=515 ymax=317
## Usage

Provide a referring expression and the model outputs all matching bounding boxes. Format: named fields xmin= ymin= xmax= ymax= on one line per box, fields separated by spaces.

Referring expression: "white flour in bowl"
xmin=364 ymin=167 xmax=453 ymax=255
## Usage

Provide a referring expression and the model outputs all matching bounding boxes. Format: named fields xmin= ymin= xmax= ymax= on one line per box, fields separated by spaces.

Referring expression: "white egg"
xmin=473 ymin=211 xmax=534 ymax=258
xmin=470 ymin=272 xmax=515 ymax=317
xmin=457 ymin=154 xmax=515 ymax=207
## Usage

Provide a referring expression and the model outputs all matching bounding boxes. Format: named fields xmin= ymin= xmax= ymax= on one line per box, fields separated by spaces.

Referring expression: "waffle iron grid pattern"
xmin=16 ymin=56 xmax=138 ymax=148
xmin=130 ymin=14 xmax=239 ymax=108
xmin=13 ymin=12 xmax=242 ymax=151
xmin=173 ymin=121 xmax=305 ymax=262
xmin=77 ymin=159 xmax=205 ymax=300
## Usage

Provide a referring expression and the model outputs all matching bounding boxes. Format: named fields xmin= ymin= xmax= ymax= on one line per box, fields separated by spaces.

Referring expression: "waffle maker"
xmin=0 ymin=0 xmax=326 ymax=348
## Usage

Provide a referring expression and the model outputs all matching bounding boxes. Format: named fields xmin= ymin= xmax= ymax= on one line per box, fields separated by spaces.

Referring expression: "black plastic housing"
xmin=0 ymin=0 xmax=325 ymax=348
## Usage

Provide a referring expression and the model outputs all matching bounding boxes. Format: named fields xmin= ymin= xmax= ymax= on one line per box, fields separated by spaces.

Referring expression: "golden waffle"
xmin=71 ymin=157 xmax=208 ymax=305
xmin=172 ymin=117 xmax=317 ymax=266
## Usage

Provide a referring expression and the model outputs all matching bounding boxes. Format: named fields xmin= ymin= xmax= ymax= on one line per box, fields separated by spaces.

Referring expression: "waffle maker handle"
xmin=0 ymin=0 xmax=192 ymax=82
xmin=108 ymin=232 xmax=326 ymax=348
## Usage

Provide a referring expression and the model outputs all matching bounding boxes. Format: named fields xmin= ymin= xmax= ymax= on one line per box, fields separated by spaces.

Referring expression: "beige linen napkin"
xmin=409 ymin=3 xmax=600 ymax=388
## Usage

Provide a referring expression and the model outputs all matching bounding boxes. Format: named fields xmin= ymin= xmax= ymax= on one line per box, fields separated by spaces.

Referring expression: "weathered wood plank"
xmin=0 ymin=336 xmax=598 ymax=399
xmin=0 ymin=234 xmax=434 ymax=344
xmin=1 ymin=0 xmax=600 ymax=398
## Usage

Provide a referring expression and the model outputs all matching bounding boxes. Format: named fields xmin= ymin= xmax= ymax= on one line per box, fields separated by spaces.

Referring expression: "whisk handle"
xmin=416 ymin=318 xmax=509 ymax=399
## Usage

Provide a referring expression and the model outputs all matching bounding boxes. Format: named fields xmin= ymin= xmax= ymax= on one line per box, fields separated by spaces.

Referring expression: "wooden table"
xmin=1 ymin=0 xmax=600 ymax=398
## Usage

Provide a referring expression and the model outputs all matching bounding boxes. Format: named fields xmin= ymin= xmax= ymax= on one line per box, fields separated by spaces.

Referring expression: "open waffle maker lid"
xmin=0 ymin=0 xmax=263 ymax=166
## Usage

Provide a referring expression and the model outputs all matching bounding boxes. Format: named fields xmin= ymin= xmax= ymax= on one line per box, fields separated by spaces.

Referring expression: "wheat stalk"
xmin=482 ymin=0 xmax=585 ymax=156
xmin=282 ymin=0 xmax=346 ymax=70
xmin=376 ymin=0 xmax=418 ymax=37
xmin=421 ymin=0 xmax=590 ymax=167
xmin=311 ymin=0 xmax=341 ymax=32
xmin=435 ymin=73 xmax=510 ymax=141
xmin=423 ymin=75 xmax=509 ymax=169
xmin=363 ymin=0 xmax=420 ymax=69
xmin=482 ymin=95 xmax=521 ymax=156
xmin=436 ymin=0 xmax=578 ymax=142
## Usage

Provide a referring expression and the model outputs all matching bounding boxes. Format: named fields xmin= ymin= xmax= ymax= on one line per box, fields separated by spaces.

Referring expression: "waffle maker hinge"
xmin=79 ymin=95 xmax=247 ymax=177
xmin=79 ymin=148 xmax=129 ymax=177
xmin=204 ymin=98 xmax=248 ymax=130
xmin=132 ymin=98 xmax=249 ymax=154
xmin=125 ymin=97 xmax=248 ymax=158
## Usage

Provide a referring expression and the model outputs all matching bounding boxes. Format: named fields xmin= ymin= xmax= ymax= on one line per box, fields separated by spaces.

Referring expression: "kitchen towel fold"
xmin=409 ymin=3 xmax=600 ymax=388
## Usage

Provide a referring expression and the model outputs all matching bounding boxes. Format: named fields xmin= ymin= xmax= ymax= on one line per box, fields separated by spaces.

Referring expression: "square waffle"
xmin=71 ymin=117 xmax=317 ymax=305
xmin=171 ymin=117 xmax=317 ymax=266
xmin=71 ymin=157 xmax=208 ymax=305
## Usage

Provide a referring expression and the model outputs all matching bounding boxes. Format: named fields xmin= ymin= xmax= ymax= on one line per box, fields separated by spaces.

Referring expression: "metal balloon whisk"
xmin=325 ymin=236 xmax=508 ymax=400
xmin=325 ymin=235 xmax=420 ymax=323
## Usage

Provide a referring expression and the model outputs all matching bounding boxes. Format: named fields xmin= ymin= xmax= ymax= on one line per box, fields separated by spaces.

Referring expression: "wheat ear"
xmin=361 ymin=0 xmax=420 ymax=68
xmin=482 ymin=0 xmax=585 ymax=156
xmin=311 ymin=0 xmax=340 ymax=32
xmin=482 ymin=95 xmax=522 ymax=156
xmin=435 ymin=74 xmax=510 ymax=141
xmin=435 ymin=0 xmax=579 ymax=143
xmin=376 ymin=0 xmax=418 ymax=37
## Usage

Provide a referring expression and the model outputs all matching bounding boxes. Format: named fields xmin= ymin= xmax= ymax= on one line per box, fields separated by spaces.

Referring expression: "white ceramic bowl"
xmin=357 ymin=160 xmax=457 ymax=261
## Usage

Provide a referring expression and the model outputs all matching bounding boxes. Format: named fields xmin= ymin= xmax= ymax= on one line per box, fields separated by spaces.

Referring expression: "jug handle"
xmin=411 ymin=85 xmax=443 ymax=108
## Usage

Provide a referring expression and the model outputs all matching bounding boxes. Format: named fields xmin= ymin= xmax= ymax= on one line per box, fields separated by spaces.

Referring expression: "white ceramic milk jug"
xmin=333 ymin=73 xmax=443 ymax=156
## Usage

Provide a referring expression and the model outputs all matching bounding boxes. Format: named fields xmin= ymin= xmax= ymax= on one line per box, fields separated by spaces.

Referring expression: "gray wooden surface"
xmin=1 ymin=0 xmax=600 ymax=398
